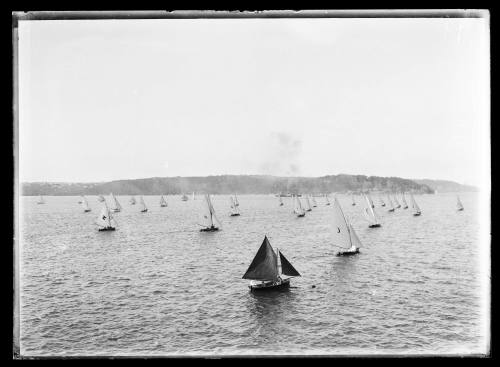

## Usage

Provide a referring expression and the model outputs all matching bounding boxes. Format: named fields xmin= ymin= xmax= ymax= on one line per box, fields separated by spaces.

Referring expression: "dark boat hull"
xmin=388 ymin=209 xmax=395 ymax=212
xmin=458 ymin=208 xmax=464 ymax=211
xmin=369 ymin=224 xmax=381 ymax=228
xmin=297 ymin=213 xmax=305 ymax=217
xmin=98 ymin=227 xmax=115 ymax=231
xmin=84 ymin=209 xmax=91 ymax=212
xmin=413 ymin=213 xmax=421 ymax=216
xmin=200 ymin=227 xmax=219 ymax=232
xmin=141 ymin=210 xmax=148 ymax=212
xmin=249 ymin=278 xmax=290 ymax=291
xmin=230 ymin=213 xmax=240 ymax=216
xmin=336 ymin=249 xmax=360 ymax=256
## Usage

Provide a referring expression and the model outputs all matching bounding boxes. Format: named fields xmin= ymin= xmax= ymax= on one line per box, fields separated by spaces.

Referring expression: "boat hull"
xmin=368 ymin=224 xmax=381 ymax=228
xmin=141 ymin=210 xmax=148 ymax=212
xmin=200 ymin=227 xmax=219 ymax=232
xmin=230 ymin=213 xmax=240 ymax=216
xmin=249 ymin=278 xmax=290 ymax=291
xmin=84 ymin=209 xmax=91 ymax=212
xmin=296 ymin=213 xmax=305 ymax=217
xmin=458 ymin=208 xmax=464 ymax=211
xmin=388 ymin=209 xmax=395 ymax=212
xmin=413 ymin=213 xmax=421 ymax=216
xmin=98 ymin=227 xmax=115 ymax=231
xmin=336 ymin=249 xmax=360 ymax=256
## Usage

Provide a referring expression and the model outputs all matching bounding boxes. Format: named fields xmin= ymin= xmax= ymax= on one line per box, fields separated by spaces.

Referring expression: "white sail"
xmin=78 ymin=195 xmax=84 ymax=204
xmin=82 ymin=196 xmax=91 ymax=211
xmin=130 ymin=196 xmax=136 ymax=205
xmin=393 ymin=195 xmax=400 ymax=207
xmin=351 ymin=195 xmax=356 ymax=205
xmin=110 ymin=193 xmax=122 ymax=211
xmin=363 ymin=195 xmax=379 ymax=225
xmin=234 ymin=194 xmax=239 ymax=206
xmin=367 ymin=193 xmax=375 ymax=208
xmin=331 ymin=197 xmax=353 ymax=250
xmin=304 ymin=195 xmax=312 ymax=211
xmin=96 ymin=203 xmax=115 ymax=228
xmin=201 ymin=194 xmax=214 ymax=227
xmin=160 ymin=195 xmax=167 ymax=206
xmin=230 ymin=196 xmax=240 ymax=215
xmin=410 ymin=193 xmax=421 ymax=213
xmin=401 ymin=193 xmax=408 ymax=207
xmin=325 ymin=194 xmax=330 ymax=205
xmin=348 ymin=223 xmax=362 ymax=250
xmin=139 ymin=196 xmax=147 ymax=211
xmin=457 ymin=195 xmax=464 ymax=210
xmin=293 ymin=196 xmax=305 ymax=215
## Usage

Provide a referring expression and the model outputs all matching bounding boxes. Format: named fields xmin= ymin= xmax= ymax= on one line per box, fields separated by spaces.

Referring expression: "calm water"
xmin=18 ymin=193 xmax=488 ymax=356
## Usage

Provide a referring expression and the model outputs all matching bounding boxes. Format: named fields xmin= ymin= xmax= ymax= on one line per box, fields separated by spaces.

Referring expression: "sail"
xmin=207 ymin=194 xmax=222 ymax=227
xmin=160 ymin=195 xmax=167 ymax=206
xmin=201 ymin=194 xmax=214 ymax=227
xmin=367 ymin=194 xmax=375 ymax=208
xmin=410 ymin=193 xmax=421 ymax=213
xmin=387 ymin=195 xmax=394 ymax=210
xmin=110 ymin=193 xmax=121 ymax=211
xmin=279 ymin=250 xmax=301 ymax=277
xmin=98 ymin=195 xmax=105 ymax=202
xmin=192 ymin=192 xmax=195 ymax=200
xmin=294 ymin=196 xmax=305 ymax=215
xmin=234 ymin=194 xmax=239 ymax=206
xmin=379 ymin=196 xmax=385 ymax=206
xmin=242 ymin=236 xmax=279 ymax=281
xmin=304 ymin=196 xmax=312 ymax=210
xmin=393 ymin=195 xmax=400 ymax=207
xmin=349 ymin=223 xmax=362 ymax=249
xmin=96 ymin=204 xmax=113 ymax=228
xmin=83 ymin=196 xmax=90 ymax=211
xmin=401 ymin=193 xmax=408 ymax=207
xmin=457 ymin=196 xmax=464 ymax=210
xmin=332 ymin=197 xmax=353 ymax=250
xmin=38 ymin=195 xmax=44 ymax=204
xmin=325 ymin=195 xmax=330 ymax=204
xmin=139 ymin=196 xmax=147 ymax=211
xmin=363 ymin=195 xmax=378 ymax=225
xmin=351 ymin=195 xmax=355 ymax=205
xmin=230 ymin=196 xmax=239 ymax=215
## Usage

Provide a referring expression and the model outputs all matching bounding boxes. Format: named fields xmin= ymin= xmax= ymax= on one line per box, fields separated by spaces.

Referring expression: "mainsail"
xmin=387 ymin=195 xmax=395 ymax=210
xmin=311 ymin=196 xmax=317 ymax=207
xmin=279 ymin=196 xmax=284 ymax=206
xmin=393 ymin=195 xmax=401 ymax=208
xmin=201 ymin=194 xmax=221 ymax=228
xmin=401 ymin=193 xmax=408 ymax=208
xmin=457 ymin=196 xmax=464 ymax=210
xmin=279 ymin=250 xmax=301 ymax=277
xmin=96 ymin=203 xmax=115 ymax=228
xmin=363 ymin=194 xmax=379 ymax=225
xmin=110 ymin=193 xmax=122 ymax=211
xmin=160 ymin=195 xmax=168 ymax=207
xmin=230 ymin=196 xmax=240 ymax=215
xmin=139 ymin=196 xmax=147 ymax=211
xmin=325 ymin=194 xmax=330 ymax=205
xmin=293 ymin=195 xmax=305 ymax=215
xmin=332 ymin=197 xmax=353 ymax=250
xmin=367 ymin=193 xmax=375 ymax=208
xmin=37 ymin=195 xmax=45 ymax=204
xmin=304 ymin=195 xmax=312 ymax=211
xmin=242 ymin=236 xmax=279 ymax=281
xmin=234 ymin=194 xmax=239 ymax=207
xmin=410 ymin=193 xmax=421 ymax=214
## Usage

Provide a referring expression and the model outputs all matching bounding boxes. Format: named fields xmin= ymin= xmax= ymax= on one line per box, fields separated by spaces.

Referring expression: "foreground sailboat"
xmin=82 ymin=196 xmax=91 ymax=212
xmin=230 ymin=196 xmax=240 ymax=216
xmin=37 ymin=195 xmax=45 ymax=204
xmin=457 ymin=195 xmax=464 ymax=211
xmin=160 ymin=195 xmax=168 ymax=207
xmin=293 ymin=195 xmax=306 ymax=217
xmin=139 ymin=196 xmax=148 ymax=212
xmin=242 ymin=236 xmax=301 ymax=291
xmin=96 ymin=202 xmax=116 ymax=231
xmin=387 ymin=195 xmax=395 ymax=212
xmin=332 ymin=197 xmax=362 ymax=256
xmin=200 ymin=194 xmax=221 ymax=232
xmin=401 ymin=193 xmax=409 ymax=209
xmin=110 ymin=193 xmax=122 ymax=212
xmin=363 ymin=194 xmax=381 ymax=228
xmin=410 ymin=193 xmax=422 ymax=216
xmin=130 ymin=196 xmax=136 ymax=205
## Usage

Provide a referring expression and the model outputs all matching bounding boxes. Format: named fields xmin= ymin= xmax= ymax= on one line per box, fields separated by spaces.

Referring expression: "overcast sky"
xmin=17 ymin=17 xmax=489 ymax=187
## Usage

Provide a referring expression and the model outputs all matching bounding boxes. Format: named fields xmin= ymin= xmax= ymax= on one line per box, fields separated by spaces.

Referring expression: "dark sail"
xmin=242 ymin=236 xmax=279 ymax=281
xmin=279 ymin=251 xmax=301 ymax=277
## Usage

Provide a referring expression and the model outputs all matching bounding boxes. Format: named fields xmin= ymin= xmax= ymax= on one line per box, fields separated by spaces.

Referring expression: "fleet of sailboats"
xmin=200 ymin=194 xmax=221 ymax=231
xmin=242 ymin=236 xmax=301 ymax=291
xmin=332 ymin=197 xmax=361 ymax=256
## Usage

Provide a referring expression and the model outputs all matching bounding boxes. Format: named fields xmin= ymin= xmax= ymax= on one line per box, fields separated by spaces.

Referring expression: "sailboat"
xmin=351 ymin=195 xmax=356 ymax=206
xmin=401 ymin=193 xmax=409 ymax=209
xmin=393 ymin=195 xmax=401 ymax=209
xmin=139 ymin=196 xmax=148 ymax=212
xmin=457 ymin=195 xmax=464 ymax=211
xmin=304 ymin=195 xmax=312 ymax=212
xmin=332 ymin=197 xmax=362 ymax=256
xmin=77 ymin=196 xmax=83 ymax=204
xmin=200 ymin=194 xmax=221 ymax=232
xmin=242 ymin=236 xmax=301 ymax=291
xmin=325 ymin=194 xmax=331 ymax=206
xmin=379 ymin=196 xmax=386 ymax=207
xmin=230 ymin=196 xmax=240 ymax=216
xmin=181 ymin=193 xmax=189 ymax=201
xmin=363 ymin=194 xmax=381 ymax=228
xmin=311 ymin=195 xmax=317 ymax=208
xmin=109 ymin=193 xmax=122 ymax=213
xmin=129 ymin=196 xmax=136 ymax=205
xmin=234 ymin=194 xmax=240 ymax=207
xmin=82 ymin=196 xmax=91 ymax=212
xmin=160 ymin=195 xmax=168 ymax=207
xmin=387 ymin=195 xmax=395 ymax=212
xmin=293 ymin=195 xmax=306 ymax=217
xmin=37 ymin=195 xmax=45 ymax=204
xmin=278 ymin=196 xmax=284 ymax=206
xmin=367 ymin=193 xmax=375 ymax=208
xmin=97 ymin=195 xmax=105 ymax=203
xmin=96 ymin=202 xmax=116 ymax=231
xmin=410 ymin=193 xmax=422 ymax=216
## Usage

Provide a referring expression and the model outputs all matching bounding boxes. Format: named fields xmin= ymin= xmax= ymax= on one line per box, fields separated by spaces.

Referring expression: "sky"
xmin=17 ymin=17 xmax=490 ymax=188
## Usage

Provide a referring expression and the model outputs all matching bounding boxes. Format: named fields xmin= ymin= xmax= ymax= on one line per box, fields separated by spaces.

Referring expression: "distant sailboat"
xmin=351 ymin=195 xmax=356 ymax=206
xmin=230 ymin=196 xmax=240 ymax=216
xmin=37 ymin=195 xmax=45 ymax=204
xmin=363 ymin=194 xmax=381 ymax=228
xmin=387 ymin=195 xmax=395 ymax=212
xmin=367 ymin=193 xmax=375 ymax=208
xmin=160 ymin=195 xmax=168 ymax=207
xmin=96 ymin=202 xmax=116 ymax=231
xmin=129 ymin=196 xmax=136 ymax=205
xmin=457 ymin=195 xmax=464 ymax=211
xmin=242 ymin=235 xmax=301 ymax=291
xmin=293 ymin=195 xmax=306 ymax=217
xmin=401 ymin=193 xmax=409 ymax=209
xmin=234 ymin=194 xmax=240 ymax=207
xmin=379 ymin=196 xmax=386 ymax=207
xmin=332 ymin=197 xmax=361 ymax=256
xmin=181 ymin=193 xmax=189 ymax=201
xmin=393 ymin=195 xmax=401 ymax=209
xmin=77 ymin=196 xmax=83 ymax=204
xmin=304 ymin=195 xmax=312 ymax=212
xmin=109 ymin=193 xmax=122 ymax=212
xmin=278 ymin=196 xmax=284 ymax=206
xmin=325 ymin=194 xmax=331 ymax=206
xmin=200 ymin=194 xmax=221 ymax=232
xmin=410 ymin=193 xmax=422 ymax=216
xmin=311 ymin=195 xmax=317 ymax=208
xmin=82 ymin=196 xmax=91 ymax=212
xmin=139 ymin=196 xmax=148 ymax=212
xmin=97 ymin=195 xmax=105 ymax=202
